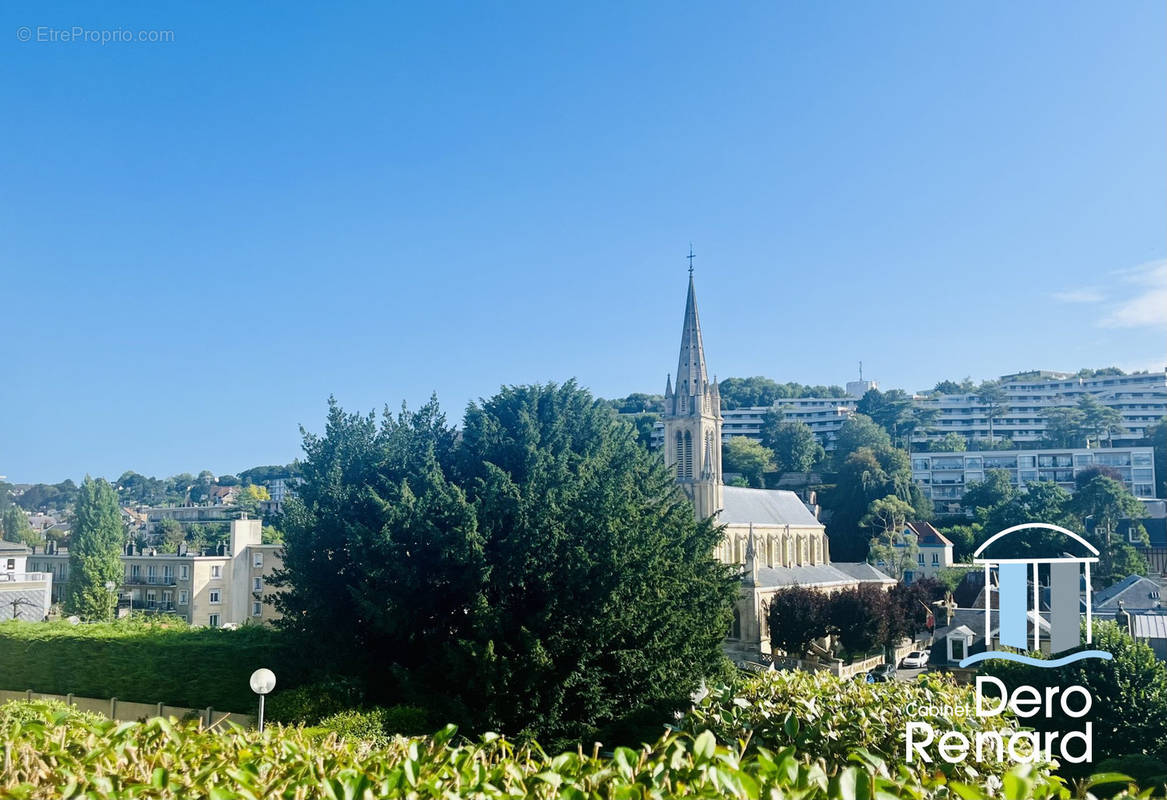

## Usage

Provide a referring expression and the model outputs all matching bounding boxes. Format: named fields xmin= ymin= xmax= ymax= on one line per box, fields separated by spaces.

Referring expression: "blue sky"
xmin=2 ymin=2 xmax=1164 ymax=483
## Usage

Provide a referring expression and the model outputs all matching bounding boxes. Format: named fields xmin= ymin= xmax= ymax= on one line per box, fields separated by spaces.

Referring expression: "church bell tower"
xmin=663 ymin=259 xmax=723 ymax=520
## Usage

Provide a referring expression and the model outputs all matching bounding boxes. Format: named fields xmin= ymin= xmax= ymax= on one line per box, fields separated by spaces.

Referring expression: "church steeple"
xmin=662 ymin=255 xmax=723 ymax=520
xmin=673 ymin=273 xmax=709 ymax=408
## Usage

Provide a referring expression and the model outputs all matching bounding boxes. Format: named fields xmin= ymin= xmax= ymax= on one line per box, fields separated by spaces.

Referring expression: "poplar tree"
xmin=65 ymin=477 xmax=125 ymax=620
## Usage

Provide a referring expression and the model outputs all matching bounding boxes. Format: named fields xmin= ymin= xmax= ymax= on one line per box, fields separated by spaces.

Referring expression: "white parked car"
xmin=900 ymin=650 xmax=930 ymax=669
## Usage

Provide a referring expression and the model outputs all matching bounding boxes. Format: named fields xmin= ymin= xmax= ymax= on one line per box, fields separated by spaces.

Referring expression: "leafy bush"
xmin=1094 ymin=755 xmax=1167 ymax=797
xmin=0 ymin=700 xmax=1117 ymax=799
xmin=0 ymin=619 xmax=309 ymax=711
xmin=264 ymin=676 xmax=365 ymax=725
xmin=682 ymin=669 xmax=1040 ymax=785
xmin=316 ymin=708 xmax=391 ymax=746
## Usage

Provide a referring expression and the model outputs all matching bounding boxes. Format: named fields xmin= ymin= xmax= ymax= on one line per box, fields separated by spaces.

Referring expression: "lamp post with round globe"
xmin=249 ymin=668 xmax=276 ymax=732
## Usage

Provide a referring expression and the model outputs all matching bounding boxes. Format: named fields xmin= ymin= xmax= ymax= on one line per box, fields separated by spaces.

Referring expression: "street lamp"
xmin=249 ymin=668 xmax=276 ymax=732
xmin=104 ymin=581 xmax=116 ymax=622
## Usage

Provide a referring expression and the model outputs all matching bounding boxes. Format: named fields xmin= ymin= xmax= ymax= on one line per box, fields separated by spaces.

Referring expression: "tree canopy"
xmin=272 ymin=384 xmax=737 ymax=746
xmin=65 ymin=477 xmax=125 ymax=620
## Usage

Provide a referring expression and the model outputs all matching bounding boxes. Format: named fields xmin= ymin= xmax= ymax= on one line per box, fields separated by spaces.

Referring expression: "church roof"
xmin=753 ymin=561 xmax=894 ymax=590
xmin=719 ymin=486 xmax=821 ymax=527
xmin=831 ymin=562 xmax=897 ymax=584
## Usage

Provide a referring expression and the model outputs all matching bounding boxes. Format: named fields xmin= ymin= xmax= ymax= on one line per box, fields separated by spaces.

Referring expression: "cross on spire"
xmin=687 ymin=243 xmax=695 ymax=275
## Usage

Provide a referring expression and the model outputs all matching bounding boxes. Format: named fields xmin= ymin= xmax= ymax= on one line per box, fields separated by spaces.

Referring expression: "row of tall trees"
xmin=766 ymin=581 xmax=939 ymax=661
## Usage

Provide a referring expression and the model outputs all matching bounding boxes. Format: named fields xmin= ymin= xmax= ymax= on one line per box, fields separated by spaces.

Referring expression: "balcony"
xmin=124 ymin=575 xmax=177 ymax=586
xmin=0 ymin=572 xmax=50 ymax=584
xmin=141 ymin=602 xmax=177 ymax=613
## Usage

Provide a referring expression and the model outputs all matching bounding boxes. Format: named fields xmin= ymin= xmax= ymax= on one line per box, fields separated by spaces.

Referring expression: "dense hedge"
xmin=0 ymin=700 xmax=1125 ymax=800
xmin=0 ymin=619 xmax=310 ymax=712
xmin=682 ymin=670 xmax=1032 ymax=785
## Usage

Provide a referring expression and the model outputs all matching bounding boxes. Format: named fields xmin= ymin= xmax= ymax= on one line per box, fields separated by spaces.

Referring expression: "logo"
xmin=905 ymin=523 xmax=1112 ymax=766
xmin=960 ymin=523 xmax=1112 ymax=668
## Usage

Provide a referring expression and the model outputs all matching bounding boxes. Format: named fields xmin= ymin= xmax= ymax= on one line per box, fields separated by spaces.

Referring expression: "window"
xmin=208 ymin=614 xmax=220 ymax=628
xmin=252 ymin=577 xmax=262 ymax=592
xmin=917 ymin=553 xmax=924 ymax=565
xmin=253 ymin=552 xmax=263 ymax=568
xmin=4 ymin=559 xmax=13 ymax=571
xmin=252 ymin=602 xmax=262 ymax=616
xmin=951 ymin=638 xmax=965 ymax=661
xmin=178 ymin=590 xmax=188 ymax=605
xmin=210 ymin=565 xmax=221 ymax=579
xmin=179 ymin=565 xmax=189 ymax=580
xmin=932 ymin=553 xmax=940 ymax=566
xmin=209 ymin=589 xmax=221 ymax=604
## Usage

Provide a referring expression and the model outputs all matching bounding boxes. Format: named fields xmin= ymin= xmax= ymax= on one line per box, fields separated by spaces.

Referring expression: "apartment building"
xmin=911 ymin=446 xmax=1157 ymax=511
xmin=29 ymin=518 xmax=281 ymax=627
xmin=652 ymin=397 xmax=858 ymax=450
xmin=912 ymin=370 xmax=1166 ymax=448
xmin=0 ymin=541 xmax=52 ymax=621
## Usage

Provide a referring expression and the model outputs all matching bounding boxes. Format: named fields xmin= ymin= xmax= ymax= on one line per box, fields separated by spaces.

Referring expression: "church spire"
xmin=674 ymin=270 xmax=709 ymax=404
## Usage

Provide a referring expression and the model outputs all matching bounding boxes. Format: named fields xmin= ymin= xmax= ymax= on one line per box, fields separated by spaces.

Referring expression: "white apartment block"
xmin=652 ymin=397 xmax=858 ymax=450
xmin=0 ymin=541 xmax=52 ymax=621
xmin=912 ymin=370 xmax=1166 ymax=448
xmin=911 ymin=446 xmax=1157 ymax=511
xmin=29 ymin=518 xmax=281 ymax=627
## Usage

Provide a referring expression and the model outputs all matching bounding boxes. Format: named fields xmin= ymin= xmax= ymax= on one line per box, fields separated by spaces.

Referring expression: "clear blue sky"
xmin=2 ymin=2 xmax=1164 ymax=483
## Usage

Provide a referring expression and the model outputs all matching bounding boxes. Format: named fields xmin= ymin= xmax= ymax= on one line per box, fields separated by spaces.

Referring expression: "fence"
xmin=0 ymin=689 xmax=256 ymax=728
xmin=765 ymin=640 xmax=922 ymax=680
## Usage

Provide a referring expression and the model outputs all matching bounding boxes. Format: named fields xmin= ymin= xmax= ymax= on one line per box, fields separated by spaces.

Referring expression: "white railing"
xmin=0 ymin=573 xmax=50 ymax=584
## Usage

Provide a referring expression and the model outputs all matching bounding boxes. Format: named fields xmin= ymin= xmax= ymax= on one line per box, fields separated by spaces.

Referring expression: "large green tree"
xmin=1068 ymin=475 xmax=1148 ymax=584
xmin=1 ymin=506 xmax=42 ymax=548
xmin=823 ymin=445 xmax=931 ymax=561
xmin=64 ymin=477 xmax=125 ymax=620
xmin=274 ymin=384 xmax=737 ymax=746
xmin=831 ymin=414 xmax=893 ymax=468
xmin=721 ymin=436 xmax=775 ymax=487
xmin=760 ymin=418 xmax=824 ymax=473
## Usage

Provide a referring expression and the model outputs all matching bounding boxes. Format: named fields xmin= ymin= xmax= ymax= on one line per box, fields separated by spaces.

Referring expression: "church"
xmin=662 ymin=270 xmax=895 ymax=662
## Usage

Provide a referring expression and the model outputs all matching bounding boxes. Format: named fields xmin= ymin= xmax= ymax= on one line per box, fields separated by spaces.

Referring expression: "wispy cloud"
xmin=1053 ymin=287 xmax=1105 ymax=304
xmin=1098 ymin=259 xmax=1167 ymax=330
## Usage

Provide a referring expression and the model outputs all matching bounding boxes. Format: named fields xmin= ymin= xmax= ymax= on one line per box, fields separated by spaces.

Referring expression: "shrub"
xmin=682 ymin=669 xmax=1042 ymax=786
xmin=264 ymin=676 xmax=365 ymax=725
xmin=316 ymin=708 xmax=391 ymax=746
xmin=0 ymin=700 xmax=1112 ymax=799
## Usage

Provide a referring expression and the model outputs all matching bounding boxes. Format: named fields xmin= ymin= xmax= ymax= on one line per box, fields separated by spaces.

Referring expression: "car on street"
xmin=865 ymin=663 xmax=897 ymax=682
xmin=900 ymin=650 xmax=930 ymax=669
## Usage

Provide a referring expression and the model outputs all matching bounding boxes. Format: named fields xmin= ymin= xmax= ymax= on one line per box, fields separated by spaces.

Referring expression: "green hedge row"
xmin=0 ymin=620 xmax=310 ymax=712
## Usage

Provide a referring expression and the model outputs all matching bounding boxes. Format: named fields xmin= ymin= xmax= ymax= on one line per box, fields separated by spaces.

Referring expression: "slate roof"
xmin=719 ymin=486 xmax=821 ymax=527
xmin=832 ymin=562 xmax=897 ymax=584
xmin=1093 ymin=575 xmax=1164 ymax=613
xmin=754 ymin=561 xmax=894 ymax=590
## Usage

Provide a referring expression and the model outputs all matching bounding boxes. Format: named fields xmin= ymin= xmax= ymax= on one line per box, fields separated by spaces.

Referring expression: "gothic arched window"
xmin=730 ymin=608 xmax=742 ymax=640
xmin=674 ymin=432 xmax=684 ymax=478
xmin=683 ymin=431 xmax=693 ymax=478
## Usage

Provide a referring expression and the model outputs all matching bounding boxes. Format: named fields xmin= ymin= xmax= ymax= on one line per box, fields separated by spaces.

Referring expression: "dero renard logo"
xmin=906 ymin=523 xmax=1111 ymax=767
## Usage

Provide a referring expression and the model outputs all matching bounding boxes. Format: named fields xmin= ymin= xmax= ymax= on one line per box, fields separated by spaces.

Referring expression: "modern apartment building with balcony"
xmin=911 ymin=446 xmax=1157 ymax=512
xmin=28 ymin=518 xmax=281 ymax=627
xmin=911 ymin=370 xmax=1166 ymax=448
